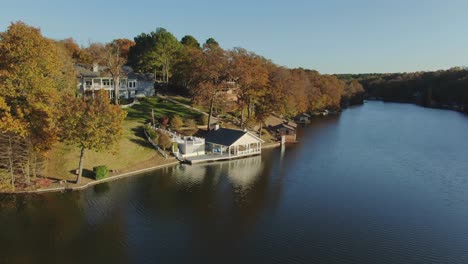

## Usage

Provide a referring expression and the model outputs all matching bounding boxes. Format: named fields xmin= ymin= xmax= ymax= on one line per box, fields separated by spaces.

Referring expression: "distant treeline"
xmin=337 ymin=68 xmax=468 ymax=113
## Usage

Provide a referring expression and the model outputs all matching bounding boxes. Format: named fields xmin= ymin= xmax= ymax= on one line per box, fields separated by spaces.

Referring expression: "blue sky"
xmin=1 ymin=0 xmax=468 ymax=74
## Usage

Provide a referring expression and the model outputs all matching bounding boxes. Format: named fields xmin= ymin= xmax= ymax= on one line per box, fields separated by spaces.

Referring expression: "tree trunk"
xmin=24 ymin=158 xmax=30 ymax=184
xmin=77 ymin=147 xmax=85 ymax=184
xmin=165 ymin=63 xmax=169 ymax=83
xmin=32 ymin=151 xmax=37 ymax=178
xmin=207 ymin=95 xmax=215 ymax=131
xmin=247 ymin=98 xmax=252 ymax=118
xmin=8 ymin=135 xmax=15 ymax=189
xmin=259 ymin=122 xmax=263 ymax=137
xmin=114 ymin=76 xmax=120 ymax=105
xmin=240 ymin=106 xmax=245 ymax=128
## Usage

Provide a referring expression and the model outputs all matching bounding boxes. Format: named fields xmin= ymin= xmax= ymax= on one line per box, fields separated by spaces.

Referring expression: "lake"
xmin=2 ymin=101 xmax=468 ymax=264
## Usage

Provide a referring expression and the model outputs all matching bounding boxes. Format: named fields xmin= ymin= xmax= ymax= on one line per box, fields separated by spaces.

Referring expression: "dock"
xmin=185 ymin=151 xmax=261 ymax=165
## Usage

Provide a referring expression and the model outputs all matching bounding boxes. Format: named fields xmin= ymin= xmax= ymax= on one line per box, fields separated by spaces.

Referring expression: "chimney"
xmin=214 ymin=124 xmax=220 ymax=130
xmin=92 ymin=62 xmax=99 ymax=73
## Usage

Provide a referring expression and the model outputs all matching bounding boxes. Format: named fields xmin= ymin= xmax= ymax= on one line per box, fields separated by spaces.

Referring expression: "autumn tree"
xmin=188 ymin=41 xmax=229 ymax=130
xmin=60 ymin=90 xmax=127 ymax=184
xmin=104 ymin=41 xmax=127 ymax=104
xmin=342 ymin=79 xmax=365 ymax=105
xmin=229 ymin=48 xmax=269 ymax=125
xmin=58 ymin=38 xmax=81 ymax=62
xmin=266 ymin=65 xmax=292 ymax=115
xmin=0 ymin=22 xmax=76 ymax=188
xmin=84 ymin=42 xmax=106 ymax=64
xmin=170 ymin=115 xmax=183 ymax=130
xmin=112 ymin=38 xmax=135 ymax=60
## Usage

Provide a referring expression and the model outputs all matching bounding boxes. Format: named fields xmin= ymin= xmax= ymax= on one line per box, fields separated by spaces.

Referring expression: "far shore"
xmin=1 ymin=142 xmax=281 ymax=195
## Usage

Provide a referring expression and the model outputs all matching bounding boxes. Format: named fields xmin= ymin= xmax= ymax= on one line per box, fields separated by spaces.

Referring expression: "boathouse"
xmin=265 ymin=115 xmax=298 ymax=143
xmin=205 ymin=127 xmax=264 ymax=157
xmin=295 ymin=113 xmax=311 ymax=124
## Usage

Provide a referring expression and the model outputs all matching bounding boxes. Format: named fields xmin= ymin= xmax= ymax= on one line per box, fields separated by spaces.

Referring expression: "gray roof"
xmin=205 ymin=128 xmax=262 ymax=146
xmin=279 ymin=123 xmax=296 ymax=131
xmin=75 ymin=63 xmax=155 ymax=81
xmin=128 ymin=72 xmax=155 ymax=82
xmin=74 ymin=65 xmax=100 ymax=77
xmin=265 ymin=115 xmax=297 ymax=131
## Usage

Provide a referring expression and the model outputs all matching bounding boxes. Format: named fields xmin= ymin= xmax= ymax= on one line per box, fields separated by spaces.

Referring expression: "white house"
xmin=75 ymin=64 xmax=155 ymax=99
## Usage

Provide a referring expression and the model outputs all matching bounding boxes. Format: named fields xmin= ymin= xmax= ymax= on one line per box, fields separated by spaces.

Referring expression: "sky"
xmin=1 ymin=0 xmax=468 ymax=74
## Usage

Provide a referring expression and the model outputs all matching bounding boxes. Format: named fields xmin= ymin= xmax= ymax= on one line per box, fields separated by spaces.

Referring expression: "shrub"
xmin=157 ymin=131 xmax=172 ymax=150
xmin=159 ymin=117 xmax=169 ymax=126
xmin=93 ymin=165 xmax=109 ymax=180
xmin=145 ymin=124 xmax=158 ymax=141
xmin=199 ymin=115 xmax=208 ymax=125
xmin=184 ymin=118 xmax=197 ymax=129
xmin=171 ymin=115 xmax=184 ymax=130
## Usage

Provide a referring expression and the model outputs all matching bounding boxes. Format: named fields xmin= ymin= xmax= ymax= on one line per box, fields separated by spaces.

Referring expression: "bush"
xmin=145 ymin=124 xmax=158 ymax=142
xmin=171 ymin=115 xmax=184 ymax=130
xmin=184 ymin=118 xmax=197 ymax=129
xmin=199 ymin=115 xmax=209 ymax=125
xmin=157 ymin=131 xmax=172 ymax=150
xmin=159 ymin=117 xmax=169 ymax=126
xmin=93 ymin=165 xmax=109 ymax=180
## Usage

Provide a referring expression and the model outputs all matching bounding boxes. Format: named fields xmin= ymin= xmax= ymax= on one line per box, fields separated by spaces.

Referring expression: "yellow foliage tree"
xmin=60 ymin=91 xmax=127 ymax=184
xmin=0 ymin=22 xmax=76 ymax=187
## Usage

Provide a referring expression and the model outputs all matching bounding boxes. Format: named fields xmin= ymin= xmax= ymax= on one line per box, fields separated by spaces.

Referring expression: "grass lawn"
xmin=164 ymin=95 xmax=210 ymax=113
xmin=43 ymin=97 xmax=201 ymax=181
xmin=127 ymin=96 xmax=203 ymax=122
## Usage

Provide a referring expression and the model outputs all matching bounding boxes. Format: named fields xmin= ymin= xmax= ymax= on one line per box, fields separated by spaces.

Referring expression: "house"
xmin=220 ymin=80 xmax=239 ymax=102
xmin=295 ymin=113 xmax=311 ymax=124
xmin=265 ymin=115 xmax=298 ymax=143
xmin=75 ymin=63 xmax=155 ymax=99
xmin=204 ymin=127 xmax=264 ymax=157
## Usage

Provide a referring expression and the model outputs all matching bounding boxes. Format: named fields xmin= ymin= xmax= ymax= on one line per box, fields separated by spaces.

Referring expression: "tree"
xmin=188 ymin=42 xmax=229 ymax=130
xmin=156 ymin=132 xmax=172 ymax=151
xmin=181 ymin=35 xmax=200 ymax=49
xmin=112 ymin=38 xmax=135 ymax=60
xmin=152 ymin=28 xmax=181 ymax=83
xmin=58 ymin=38 xmax=81 ymax=62
xmin=104 ymin=41 xmax=127 ymax=104
xmin=342 ymin=79 xmax=364 ymax=105
xmin=229 ymin=48 xmax=269 ymax=125
xmin=128 ymin=28 xmax=181 ymax=83
xmin=205 ymin=38 xmax=219 ymax=47
xmin=170 ymin=115 xmax=183 ymax=130
xmin=0 ymin=22 xmax=76 ymax=187
xmin=84 ymin=42 xmax=106 ymax=64
xmin=60 ymin=90 xmax=127 ymax=184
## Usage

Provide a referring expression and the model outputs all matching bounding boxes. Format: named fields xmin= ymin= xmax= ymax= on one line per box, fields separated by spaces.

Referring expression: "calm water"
xmin=2 ymin=101 xmax=468 ymax=264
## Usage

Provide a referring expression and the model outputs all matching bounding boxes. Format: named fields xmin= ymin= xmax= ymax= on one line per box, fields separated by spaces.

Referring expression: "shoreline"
xmin=1 ymin=142 xmax=281 ymax=195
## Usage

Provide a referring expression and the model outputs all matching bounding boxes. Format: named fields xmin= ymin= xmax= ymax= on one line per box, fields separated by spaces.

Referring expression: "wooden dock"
xmin=185 ymin=151 xmax=261 ymax=165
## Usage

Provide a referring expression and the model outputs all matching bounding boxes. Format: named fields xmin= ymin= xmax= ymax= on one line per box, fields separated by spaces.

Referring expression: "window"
xmin=102 ymin=79 xmax=110 ymax=86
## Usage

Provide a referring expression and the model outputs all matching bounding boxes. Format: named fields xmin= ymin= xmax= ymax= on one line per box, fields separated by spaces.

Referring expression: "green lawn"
xmin=44 ymin=97 xmax=199 ymax=181
xmin=167 ymin=95 xmax=192 ymax=106
xmin=126 ymin=97 xmax=203 ymax=123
